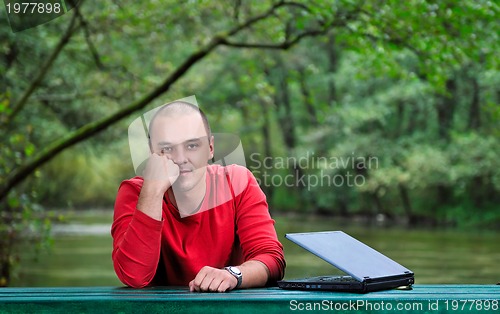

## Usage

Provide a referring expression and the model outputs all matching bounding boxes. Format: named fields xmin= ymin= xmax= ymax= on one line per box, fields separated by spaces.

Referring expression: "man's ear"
xmin=208 ymin=135 xmax=215 ymax=160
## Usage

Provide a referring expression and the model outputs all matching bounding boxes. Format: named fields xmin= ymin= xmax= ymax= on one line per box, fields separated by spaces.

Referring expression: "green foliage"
xmin=0 ymin=0 xmax=499 ymax=286
xmin=35 ymin=143 xmax=134 ymax=208
xmin=0 ymin=95 xmax=56 ymax=286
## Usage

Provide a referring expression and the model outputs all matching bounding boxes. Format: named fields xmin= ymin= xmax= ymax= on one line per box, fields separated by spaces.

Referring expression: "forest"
xmin=1 ymin=0 xmax=499 ymax=286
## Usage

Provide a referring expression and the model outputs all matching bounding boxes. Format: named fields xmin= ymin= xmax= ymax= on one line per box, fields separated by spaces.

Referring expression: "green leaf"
xmin=24 ymin=143 xmax=35 ymax=157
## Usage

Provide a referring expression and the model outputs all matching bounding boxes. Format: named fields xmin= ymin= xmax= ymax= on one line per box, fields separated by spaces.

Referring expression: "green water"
xmin=11 ymin=213 xmax=500 ymax=287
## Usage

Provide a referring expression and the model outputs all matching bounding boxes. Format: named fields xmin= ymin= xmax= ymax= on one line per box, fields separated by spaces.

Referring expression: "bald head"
xmin=148 ymin=101 xmax=212 ymax=149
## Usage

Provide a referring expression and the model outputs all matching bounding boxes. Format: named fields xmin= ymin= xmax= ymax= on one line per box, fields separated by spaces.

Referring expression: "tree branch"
xmin=219 ymin=6 xmax=358 ymax=51
xmin=220 ymin=28 xmax=328 ymax=49
xmin=4 ymin=4 xmax=82 ymax=125
xmin=345 ymin=26 xmax=424 ymax=59
xmin=0 ymin=0 xmax=333 ymax=201
xmin=75 ymin=6 xmax=105 ymax=70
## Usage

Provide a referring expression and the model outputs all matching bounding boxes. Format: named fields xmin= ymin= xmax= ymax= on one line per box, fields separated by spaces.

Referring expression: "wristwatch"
xmin=224 ymin=266 xmax=242 ymax=289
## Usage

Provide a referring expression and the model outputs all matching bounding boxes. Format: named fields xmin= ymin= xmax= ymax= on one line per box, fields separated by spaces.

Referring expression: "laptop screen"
xmin=286 ymin=231 xmax=412 ymax=281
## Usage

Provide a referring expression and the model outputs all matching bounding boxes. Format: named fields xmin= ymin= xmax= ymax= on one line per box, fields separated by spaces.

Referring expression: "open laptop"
xmin=278 ymin=231 xmax=414 ymax=293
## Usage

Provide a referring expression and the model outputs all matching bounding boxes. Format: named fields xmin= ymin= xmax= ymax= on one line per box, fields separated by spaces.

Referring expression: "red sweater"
xmin=112 ymin=164 xmax=285 ymax=288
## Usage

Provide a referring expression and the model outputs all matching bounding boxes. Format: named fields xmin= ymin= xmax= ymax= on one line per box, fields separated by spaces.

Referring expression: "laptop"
xmin=278 ymin=231 xmax=414 ymax=293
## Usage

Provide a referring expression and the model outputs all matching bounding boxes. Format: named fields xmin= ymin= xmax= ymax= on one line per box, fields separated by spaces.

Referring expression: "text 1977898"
xmin=443 ymin=300 xmax=498 ymax=311
xmin=6 ymin=2 xmax=62 ymax=14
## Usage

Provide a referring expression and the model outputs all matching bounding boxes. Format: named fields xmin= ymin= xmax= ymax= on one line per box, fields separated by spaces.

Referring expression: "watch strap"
xmin=224 ymin=266 xmax=242 ymax=289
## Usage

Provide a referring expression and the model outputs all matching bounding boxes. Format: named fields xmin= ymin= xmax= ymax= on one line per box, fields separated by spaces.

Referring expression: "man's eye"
xmin=187 ymin=143 xmax=199 ymax=150
xmin=161 ymin=147 xmax=172 ymax=154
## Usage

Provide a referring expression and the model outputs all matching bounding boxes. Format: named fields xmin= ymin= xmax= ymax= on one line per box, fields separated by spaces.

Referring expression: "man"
xmin=112 ymin=101 xmax=285 ymax=292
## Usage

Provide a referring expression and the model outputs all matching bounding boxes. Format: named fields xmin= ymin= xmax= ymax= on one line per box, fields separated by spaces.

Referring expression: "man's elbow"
xmin=113 ymin=258 xmax=154 ymax=289
xmin=123 ymin=279 xmax=150 ymax=289
xmin=114 ymin=267 xmax=153 ymax=288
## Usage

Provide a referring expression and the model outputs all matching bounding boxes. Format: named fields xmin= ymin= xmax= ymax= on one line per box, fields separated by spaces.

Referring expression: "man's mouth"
xmin=179 ymin=169 xmax=193 ymax=176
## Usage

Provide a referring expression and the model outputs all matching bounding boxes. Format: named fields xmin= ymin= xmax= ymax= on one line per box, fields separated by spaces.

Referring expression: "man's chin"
xmin=171 ymin=177 xmax=196 ymax=193
xmin=171 ymin=168 xmax=206 ymax=192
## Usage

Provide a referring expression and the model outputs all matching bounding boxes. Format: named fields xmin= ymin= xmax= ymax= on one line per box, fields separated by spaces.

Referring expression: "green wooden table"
xmin=1 ymin=285 xmax=499 ymax=313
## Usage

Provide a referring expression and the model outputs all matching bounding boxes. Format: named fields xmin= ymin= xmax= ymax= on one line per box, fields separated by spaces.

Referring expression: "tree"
xmin=0 ymin=0 xmax=368 ymax=286
xmin=1 ymin=0 xmax=499 ymax=286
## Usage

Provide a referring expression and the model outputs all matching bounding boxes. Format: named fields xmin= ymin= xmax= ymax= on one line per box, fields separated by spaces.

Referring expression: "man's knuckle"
xmin=194 ymin=278 xmax=203 ymax=286
xmin=218 ymin=285 xmax=227 ymax=293
xmin=209 ymin=285 xmax=218 ymax=292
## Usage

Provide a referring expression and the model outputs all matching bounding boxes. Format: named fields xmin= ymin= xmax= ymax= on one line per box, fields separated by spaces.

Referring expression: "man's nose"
xmin=171 ymin=147 xmax=188 ymax=164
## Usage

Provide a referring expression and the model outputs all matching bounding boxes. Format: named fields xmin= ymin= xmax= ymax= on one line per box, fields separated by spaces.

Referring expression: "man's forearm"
xmin=137 ymin=153 xmax=178 ymax=220
xmin=238 ymin=260 xmax=270 ymax=288
xmin=136 ymin=183 xmax=165 ymax=221
xmin=112 ymin=209 xmax=163 ymax=288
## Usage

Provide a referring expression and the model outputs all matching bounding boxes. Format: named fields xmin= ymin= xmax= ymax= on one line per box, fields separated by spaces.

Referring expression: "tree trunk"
xmin=297 ymin=67 xmax=317 ymax=125
xmin=436 ymin=78 xmax=457 ymax=140
xmin=396 ymin=100 xmax=404 ymax=136
xmin=433 ymin=78 xmax=457 ymax=218
xmin=325 ymin=33 xmax=338 ymax=106
xmin=467 ymin=76 xmax=481 ymax=130
xmin=398 ymin=184 xmax=416 ymax=226
xmin=0 ymin=260 xmax=9 ymax=287
xmin=266 ymin=59 xmax=307 ymax=209
xmin=277 ymin=69 xmax=296 ymax=150
xmin=258 ymin=100 xmax=274 ymax=201
xmin=0 ymin=201 xmax=13 ymax=287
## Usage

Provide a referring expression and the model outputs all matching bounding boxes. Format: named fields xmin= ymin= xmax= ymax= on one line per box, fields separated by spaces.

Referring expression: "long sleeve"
xmin=231 ymin=167 xmax=286 ymax=282
xmin=111 ymin=178 xmax=163 ymax=288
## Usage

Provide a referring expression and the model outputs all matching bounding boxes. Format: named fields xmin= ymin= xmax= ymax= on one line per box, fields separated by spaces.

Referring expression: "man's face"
xmin=149 ymin=112 xmax=214 ymax=193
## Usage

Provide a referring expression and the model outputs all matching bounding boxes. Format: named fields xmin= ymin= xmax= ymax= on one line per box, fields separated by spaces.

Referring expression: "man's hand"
xmin=136 ymin=154 xmax=179 ymax=220
xmin=142 ymin=153 xmax=180 ymax=191
xmin=189 ymin=261 xmax=270 ymax=293
xmin=189 ymin=266 xmax=237 ymax=293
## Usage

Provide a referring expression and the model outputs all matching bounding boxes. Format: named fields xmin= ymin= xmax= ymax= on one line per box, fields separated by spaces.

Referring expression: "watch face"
xmin=230 ymin=267 xmax=241 ymax=275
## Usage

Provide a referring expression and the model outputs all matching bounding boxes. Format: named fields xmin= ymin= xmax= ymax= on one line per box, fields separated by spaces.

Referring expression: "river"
xmin=10 ymin=214 xmax=500 ymax=286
